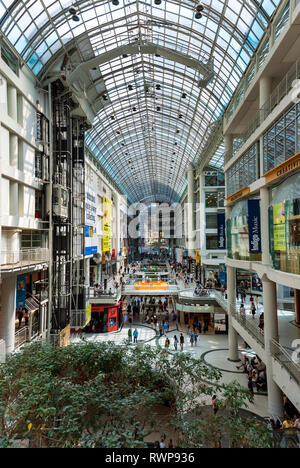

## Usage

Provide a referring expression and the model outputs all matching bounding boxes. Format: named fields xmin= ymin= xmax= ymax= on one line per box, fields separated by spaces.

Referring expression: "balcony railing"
xmin=225 ymin=58 xmax=300 ymax=164
xmin=1 ymin=248 xmax=50 ymax=268
xmin=232 ymin=311 xmax=265 ymax=347
xmin=270 ymin=339 xmax=300 ymax=386
xmin=14 ymin=327 xmax=29 ymax=351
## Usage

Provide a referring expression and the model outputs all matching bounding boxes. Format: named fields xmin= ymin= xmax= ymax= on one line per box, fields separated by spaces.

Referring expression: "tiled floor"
xmin=70 ymin=324 xmax=156 ymax=345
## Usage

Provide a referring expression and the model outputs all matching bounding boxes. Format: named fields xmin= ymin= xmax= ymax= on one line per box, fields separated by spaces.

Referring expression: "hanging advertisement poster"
xmin=219 ymin=263 xmax=226 ymax=285
xmin=273 ymin=202 xmax=286 ymax=251
xmin=217 ymin=213 xmax=226 ymax=249
xmin=16 ymin=276 xmax=26 ymax=309
xmin=102 ymin=197 xmax=111 ymax=252
xmin=248 ymin=200 xmax=262 ymax=254
xmin=85 ymin=183 xmax=97 ymax=255
xmin=195 ymin=250 xmax=201 ymax=264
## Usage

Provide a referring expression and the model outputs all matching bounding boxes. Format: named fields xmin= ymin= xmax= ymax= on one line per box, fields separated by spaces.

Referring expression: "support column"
xmin=259 ymin=76 xmax=272 ymax=176
xmin=187 ymin=163 xmax=194 ymax=255
xmin=9 ymin=134 xmax=18 ymax=167
xmin=7 ymin=85 xmax=17 ymax=121
xmin=9 ymin=181 xmax=18 ymax=217
xmin=294 ymin=289 xmax=300 ymax=325
xmin=0 ymin=276 xmax=17 ymax=353
xmin=259 ymin=76 xmax=272 ymax=109
xmin=262 ymin=276 xmax=284 ymax=420
xmin=260 ymin=186 xmax=270 ymax=266
xmin=227 ymin=264 xmax=240 ymax=362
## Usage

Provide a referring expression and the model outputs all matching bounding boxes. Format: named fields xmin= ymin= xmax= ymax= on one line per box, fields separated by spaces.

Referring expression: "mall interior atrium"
xmin=0 ymin=0 xmax=300 ymax=449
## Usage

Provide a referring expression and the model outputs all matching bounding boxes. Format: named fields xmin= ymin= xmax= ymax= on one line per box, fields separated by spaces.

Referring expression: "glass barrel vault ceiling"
xmin=0 ymin=0 xmax=281 ymax=203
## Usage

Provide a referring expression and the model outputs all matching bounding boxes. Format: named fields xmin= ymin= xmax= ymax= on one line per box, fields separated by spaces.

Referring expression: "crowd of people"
xmin=236 ymin=355 xmax=268 ymax=395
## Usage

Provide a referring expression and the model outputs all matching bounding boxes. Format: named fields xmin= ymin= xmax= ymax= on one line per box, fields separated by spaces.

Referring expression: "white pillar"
xmin=260 ymin=186 xmax=270 ymax=266
xmin=259 ymin=76 xmax=272 ymax=174
xmin=227 ymin=264 xmax=240 ymax=362
xmin=259 ymin=76 xmax=272 ymax=109
xmin=9 ymin=134 xmax=18 ymax=167
xmin=9 ymin=181 xmax=18 ymax=217
xmin=187 ymin=163 xmax=194 ymax=255
xmin=224 ymin=134 xmax=233 ymax=194
xmin=0 ymin=276 xmax=17 ymax=353
xmin=7 ymin=85 xmax=17 ymax=121
xmin=262 ymin=276 xmax=284 ymax=420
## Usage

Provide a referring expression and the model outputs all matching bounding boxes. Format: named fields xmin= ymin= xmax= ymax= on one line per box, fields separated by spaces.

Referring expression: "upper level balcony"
xmin=0 ymin=248 xmax=50 ymax=274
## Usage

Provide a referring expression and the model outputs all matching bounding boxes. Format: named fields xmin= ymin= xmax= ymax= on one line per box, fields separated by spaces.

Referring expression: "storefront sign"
xmin=265 ymin=152 xmax=300 ymax=184
xmin=226 ymin=186 xmax=250 ymax=205
xmin=16 ymin=276 xmax=26 ymax=309
xmin=219 ymin=264 xmax=226 ymax=285
xmin=217 ymin=213 xmax=226 ymax=249
xmin=248 ymin=200 xmax=261 ymax=253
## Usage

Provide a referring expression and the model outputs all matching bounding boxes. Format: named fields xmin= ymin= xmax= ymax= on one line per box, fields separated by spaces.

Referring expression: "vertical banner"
xmin=16 ymin=276 xmax=26 ymax=309
xmin=248 ymin=200 xmax=262 ymax=253
xmin=103 ymin=197 xmax=111 ymax=252
xmin=85 ymin=182 xmax=97 ymax=255
xmin=217 ymin=213 xmax=226 ymax=249
xmin=195 ymin=250 xmax=201 ymax=264
xmin=219 ymin=263 xmax=226 ymax=285
xmin=273 ymin=202 xmax=286 ymax=251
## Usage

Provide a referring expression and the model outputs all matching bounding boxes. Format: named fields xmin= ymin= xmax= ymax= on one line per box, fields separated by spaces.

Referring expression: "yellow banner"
xmin=195 ymin=250 xmax=201 ymax=264
xmin=273 ymin=202 xmax=286 ymax=251
xmin=85 ymin=305 xmax=91 ymax=326
xmin=103 ymin=197 xmax=111 ymax=252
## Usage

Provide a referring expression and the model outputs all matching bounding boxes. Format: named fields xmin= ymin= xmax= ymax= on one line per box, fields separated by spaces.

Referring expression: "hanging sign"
xmin=217 ymin=213 xmax=226 ymax=249
xmin=248 ymin=199 xmax=262 ymax=253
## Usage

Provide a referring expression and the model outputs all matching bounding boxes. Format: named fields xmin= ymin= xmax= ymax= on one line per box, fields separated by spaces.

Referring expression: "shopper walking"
xmin=128 ymin=327 xmax=132 ymax=343
xmin=173 ymin=335 xmax=178 ymax=351
xmin=133 ymin=328 xmax=138 ymax=344
xmin=179 ymin=333 xmax=184 ymax=351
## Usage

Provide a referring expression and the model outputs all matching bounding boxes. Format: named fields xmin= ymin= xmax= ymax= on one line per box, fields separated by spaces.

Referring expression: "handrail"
xmin=14 ymin=326 xmax=29 ymax=350
xmin=270 ymin=338 xmax=300 ymax=386
xmin=225 ymin=58 xmax=300 ymax=165
xmin=1 ymin=248 xmax=50 ymax=267
xmin=232 ymin=311 xmax=265 ymax=347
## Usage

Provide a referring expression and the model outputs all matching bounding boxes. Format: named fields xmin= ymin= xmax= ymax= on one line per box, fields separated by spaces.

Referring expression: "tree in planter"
xmin=0 ymin=342 xmax=273 ymax=448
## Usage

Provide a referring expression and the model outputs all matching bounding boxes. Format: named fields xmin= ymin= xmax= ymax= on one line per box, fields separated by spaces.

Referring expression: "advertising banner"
xmin=248 ymin=200 xmax=262 ymax=254
xmin=85 ymin=183 xmax=97 ymax=256
xmin=102 ymin=197 xmax=111 ymax=252
xmin=16 ymin=276 xmax=26 ymax=309
xmin=219 ymin=263 xmax=226 ymax=285
xmin=217 ymin=213 xmax=226 ymax=249
xmin=195 ymin=250 xmax=200 ymax=264
xmin=273 ymin=202 xmax=286 ymax=251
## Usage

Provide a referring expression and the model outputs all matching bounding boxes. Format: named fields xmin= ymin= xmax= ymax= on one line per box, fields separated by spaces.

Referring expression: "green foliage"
xmin=0 ymin=342 xmax=272 ymax=448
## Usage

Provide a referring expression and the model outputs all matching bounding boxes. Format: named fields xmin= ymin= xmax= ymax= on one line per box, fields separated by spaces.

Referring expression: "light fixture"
xmin=196 ymin=4 xmax=204 ymax=12
xmin=69 ymin=7 xmax=77 ymax=15
xmin=112 ymin=0 xmax=119 ymax=5
xmin=154 ymin=0 xmax=162 ymax=4
xmin=156 ymin=84 xmax=161 ymax=90
xmin=182 ymin=93 xmax=187 ymax=99
xmin=72 ymin=14 xmax=80 ymax=22
xmin=157 ymin=106 xmax=161 ymax=111
xmin=128 ymin=84 xmax=133 ymax=90
xmin=195 ymin=12 xmax=202 ymax=19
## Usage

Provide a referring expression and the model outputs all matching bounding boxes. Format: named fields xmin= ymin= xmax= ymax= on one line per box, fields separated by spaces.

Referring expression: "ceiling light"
xmin=128 ymin=85 xmax=133 ymax=91
xmin=112 ymin=0 xmax=119 ymax=5
xmin=195 ymin=12 xmax=202 ymax=19
xmin=72 ymin=14 xmax=80 ymax=22
xmin=69 ymin=7 xmax=77 ymax=15
xmin=182 ymin=93 xmax=187 ymax=99
xmin=156 ymin=84 xmax=161 ymax=90
xmin=196 ymin=4 xmax=204 ymax=12
xmin=154 ymin=0 xmax=162 ymax=4
xmin=157 ymin=106 xmax=161 ymax=111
